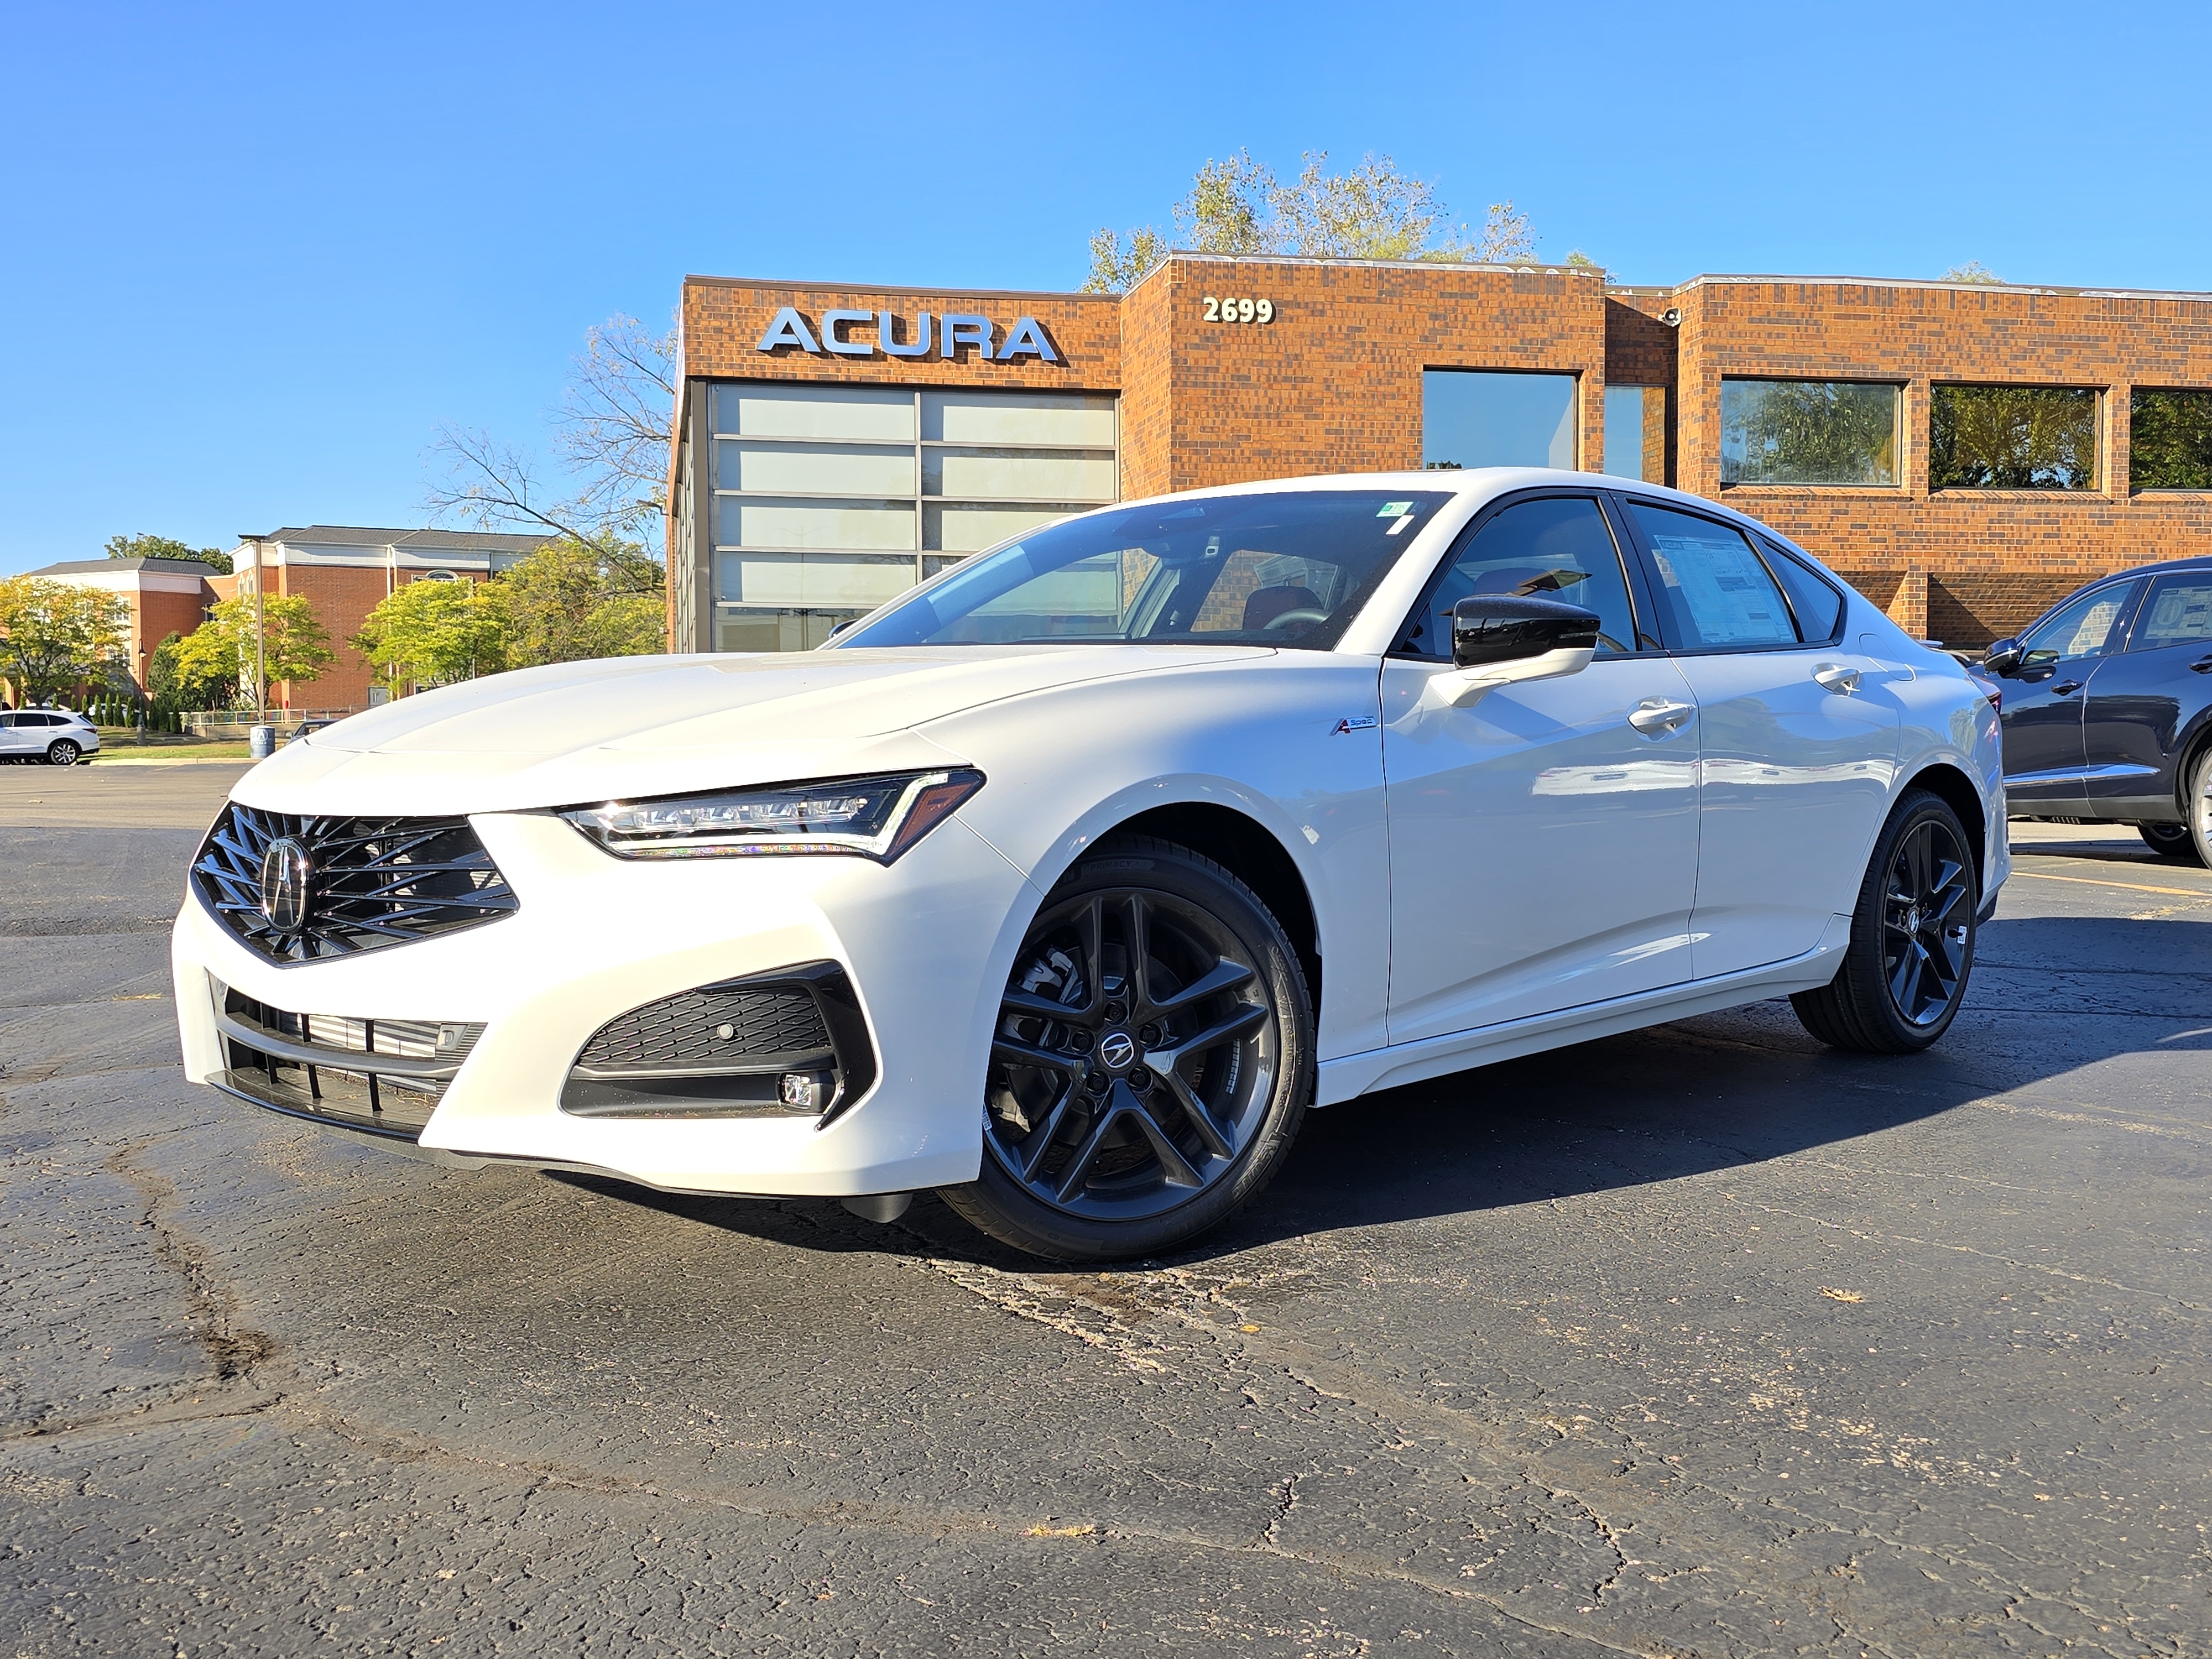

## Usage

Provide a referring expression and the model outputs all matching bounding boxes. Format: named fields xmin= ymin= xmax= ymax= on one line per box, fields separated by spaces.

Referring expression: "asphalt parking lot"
xmin=3 ymin=761 xmax=2209 ymax=1657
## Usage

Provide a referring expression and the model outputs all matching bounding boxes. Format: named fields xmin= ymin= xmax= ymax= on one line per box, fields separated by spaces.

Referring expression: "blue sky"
xmin=4 ymin=0 xmax=2206 ymax=576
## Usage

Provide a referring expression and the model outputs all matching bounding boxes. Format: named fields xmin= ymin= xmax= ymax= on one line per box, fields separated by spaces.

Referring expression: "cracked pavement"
xmin=3 ymin=763 xmax=2210 ymax=1656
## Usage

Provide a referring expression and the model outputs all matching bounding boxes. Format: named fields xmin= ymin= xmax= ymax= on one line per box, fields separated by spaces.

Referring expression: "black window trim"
xmin=1609 ymin=492 xmax=1845 ymax=657
xmin=2122 ymin=566 xmax=2212 ymax=653
xmin=1385 ymin=486 xmax=1665 ymax=663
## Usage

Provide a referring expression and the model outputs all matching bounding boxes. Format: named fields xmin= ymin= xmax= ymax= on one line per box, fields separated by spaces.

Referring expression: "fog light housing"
xmin=780 ymin=1070 xmax=834 ymax=1112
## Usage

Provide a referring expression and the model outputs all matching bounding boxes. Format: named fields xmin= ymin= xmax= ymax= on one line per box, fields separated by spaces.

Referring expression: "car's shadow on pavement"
xmin=557 ymin=912 xmax=2212 ymax=1271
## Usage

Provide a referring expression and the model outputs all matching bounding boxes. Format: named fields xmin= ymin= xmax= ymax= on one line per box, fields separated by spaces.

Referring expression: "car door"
xmin=1381 ymin=491 xmax=1702 ymax=1043
xmin=1998 ymin=580 xmax=2140 ymax=811
xmin=1616 ymin=497 xmax=1901 ymax=980
xmin=2082 ymin=569 xmax=2212 ymax=820
xmin=0 ymin=712 xmax=25 ymax=757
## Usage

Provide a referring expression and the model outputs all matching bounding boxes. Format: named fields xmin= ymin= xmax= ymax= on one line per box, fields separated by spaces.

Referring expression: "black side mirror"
xmin=1981 ymin=637 xmax=2023 ymax=677
xmin=1452 ymin=595 xmax=1601 ymax=669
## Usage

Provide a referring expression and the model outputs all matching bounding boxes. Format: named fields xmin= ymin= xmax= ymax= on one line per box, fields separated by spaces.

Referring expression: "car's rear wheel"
xmin=939 ymin=836 xmax=1312 ymax=1262
xmin=2139 ymin=820 xmax=2205 ymax=865
xmin=1791 ymin=789 xmax=1978 ymax=1053
xmin=45 ymin=739 xmax=81 ymax=767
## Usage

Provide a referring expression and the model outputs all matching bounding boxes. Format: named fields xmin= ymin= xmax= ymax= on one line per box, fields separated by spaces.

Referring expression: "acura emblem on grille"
xmin=258 ymin=837 xmax=313 ymax=933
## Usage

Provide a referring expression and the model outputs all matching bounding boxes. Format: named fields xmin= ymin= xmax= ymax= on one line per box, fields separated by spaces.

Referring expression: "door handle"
xmin=2191 ymin=656 xmax=2212 ymax=674
xmin=1627 ymin=698 xmax=1694 ymax=736
xmin=1813 ymin=662 xmax=1861 ymax=695
xmin=2052 ymin=680 xmax=2084 ymax=696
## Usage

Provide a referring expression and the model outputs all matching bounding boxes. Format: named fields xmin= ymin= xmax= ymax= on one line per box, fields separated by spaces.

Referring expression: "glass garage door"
xmin=710 ymin=383 xmax=1119 ymax=652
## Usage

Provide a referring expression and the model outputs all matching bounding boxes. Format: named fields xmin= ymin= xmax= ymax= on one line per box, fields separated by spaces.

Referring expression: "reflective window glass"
xmin=1720 ymin=380 xmax=1899 ymax=486
xmin=837 ymin=491 xmax=1448 ymax=650
xmin=2130 ymin=574 xmax=2212 ymax=649
xmin=1603 ymin=385 xmax=1666 ymax=482
xmin=1757 ymin=538 xmax=1845 ymax=641
xmin=1627 ymin=502 xmax=1798 ymax=649
xmin=1422 ymin=371 xmax=1577 ymax=471
xmin=2021 ymin=585 xmax=2132 ymax=666
xmin=2130 ymin=390 xmax=2212 ymax=491
xmin=1404 ymin=496 xmax=1640 ymax=659
xmin=1932 ymin=386 xmax=2100 ymax=490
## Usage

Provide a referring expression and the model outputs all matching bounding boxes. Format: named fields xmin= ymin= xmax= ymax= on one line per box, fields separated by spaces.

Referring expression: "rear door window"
xmin=1757 ymin=537 xmax=1845 ymax=642
xmin=1624 ymin=501 xmax=1798 ymax=649
xmin=2129 ymin=573 xmax=2212 ymax=650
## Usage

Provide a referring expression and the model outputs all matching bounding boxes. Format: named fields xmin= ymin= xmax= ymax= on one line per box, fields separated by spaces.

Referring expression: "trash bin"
xmin=248 ymin=724 xmax=276 ymax=759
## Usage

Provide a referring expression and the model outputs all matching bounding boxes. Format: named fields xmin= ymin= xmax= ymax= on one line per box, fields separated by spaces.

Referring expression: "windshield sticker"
xmin=1378 ymin=501 xmax=1415 ymax=518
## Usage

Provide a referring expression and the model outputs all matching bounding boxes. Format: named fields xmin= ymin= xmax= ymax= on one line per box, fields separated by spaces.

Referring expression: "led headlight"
xmin=558 ymin=769 xmax=984 ymax=862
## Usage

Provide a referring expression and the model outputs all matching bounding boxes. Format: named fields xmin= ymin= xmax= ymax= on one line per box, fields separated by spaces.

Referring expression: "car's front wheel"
xmin=45 ymin=739 xmax=82 ymax=767
xmin=939 ymin=836 xmax=1312 ymax=1262
xmin=1791 ymin=789 xmax=1979 ymax=1053
xmin=2139 ymin=820 xmax=2204 ymax=865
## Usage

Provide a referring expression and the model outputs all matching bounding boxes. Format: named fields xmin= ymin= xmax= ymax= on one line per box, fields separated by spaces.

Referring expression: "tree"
xmin=426 ymin=312 xmax=679 ymax=549
xmin=1080 ymin=150 xmax=1556 ymax=289
xmin=482 ymin=537 xmax=666 ymax=667
xmin=0 ymin=576 xmax=129 ymax=705
xmin=353 ymin=578 xmax=507 ymax=690
xmin=175 ymin=593 xmax=336 ymax=705
xmin=555 ymin=315 xmax=679 ymax=536
xmin=147 ymin=629 xmax=234 ymax=714
xmin=1943 ymin=261 xmax=2003 ymax=284
xmin=105 ymin=533 xmax=233 ymax=574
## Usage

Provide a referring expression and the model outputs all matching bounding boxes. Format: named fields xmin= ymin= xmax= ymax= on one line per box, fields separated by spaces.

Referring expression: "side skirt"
xmin=1319 ymin=914 xmax=1853 ymax=1105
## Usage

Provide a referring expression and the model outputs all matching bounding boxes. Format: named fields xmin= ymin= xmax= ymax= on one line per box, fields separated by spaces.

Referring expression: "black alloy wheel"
xmin=45 ymin=739 xmax=81 ymax=767
xmin=941 ymin=836 xmax=1311 ymax=1262
xmin=1792 ymin=789 xmax=1978 ymax=1053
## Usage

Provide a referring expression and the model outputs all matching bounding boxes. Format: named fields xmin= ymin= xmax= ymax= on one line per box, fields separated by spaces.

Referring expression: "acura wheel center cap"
xmin=1097 ymin=1029 xmax=1138 ymax=1072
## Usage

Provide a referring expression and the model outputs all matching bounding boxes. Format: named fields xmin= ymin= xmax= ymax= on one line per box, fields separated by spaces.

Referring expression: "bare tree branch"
xmin=555 ymin=314 xmax=678 ymax=534
xmin=422 ymin=425 xmax=592 ymax=545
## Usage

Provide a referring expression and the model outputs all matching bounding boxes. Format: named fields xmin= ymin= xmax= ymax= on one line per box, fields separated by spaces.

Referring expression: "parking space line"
xmin=2010 ymin=870 xmax=2211 ymax=898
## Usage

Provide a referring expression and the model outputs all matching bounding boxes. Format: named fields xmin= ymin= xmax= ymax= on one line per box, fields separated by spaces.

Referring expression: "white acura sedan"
xmin=173 ymin=471 xmax=2005 ymax=1260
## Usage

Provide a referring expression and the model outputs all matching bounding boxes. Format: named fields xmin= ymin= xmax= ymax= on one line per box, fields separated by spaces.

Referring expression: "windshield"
xmin=831 ymin=489 xmax=1451 ymax=650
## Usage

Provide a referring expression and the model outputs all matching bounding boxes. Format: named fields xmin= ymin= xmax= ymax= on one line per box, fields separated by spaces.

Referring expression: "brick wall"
xmin=1676 ymin=277 xmax=2212 ymax=645
xmin=1130 ymin=255 xmax=1608 ymax=497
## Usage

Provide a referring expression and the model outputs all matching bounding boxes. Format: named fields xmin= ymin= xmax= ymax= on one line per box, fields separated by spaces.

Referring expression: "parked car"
xmin=1981 ymin=556 xmax=2212 ymax=864
xmin=0 ymin=707 xmax=100 ymax=766
xmin=173 ymin=470 xmax=2005 ymax=1261
xmin=281 ymin=718 xmax=337 ymax=747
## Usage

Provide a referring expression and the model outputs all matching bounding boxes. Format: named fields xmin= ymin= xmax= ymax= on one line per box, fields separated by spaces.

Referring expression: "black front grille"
xmin=212 ymin=982 xmax=484 ymax=1140
xmin=573 ymin=984 xmax=833 ymax=1076
xmin=193 ymin=804 xmax=518 ymax=964
xmin=563 ymin=961 xmax=876 ymax=1120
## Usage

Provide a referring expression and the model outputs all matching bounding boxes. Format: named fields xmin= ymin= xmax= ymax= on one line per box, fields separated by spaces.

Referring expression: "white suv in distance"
xmin=172 ymin=470 xmax=2005 ymax=1261
xmin=0 ymin=708 xmax=99 ymax=766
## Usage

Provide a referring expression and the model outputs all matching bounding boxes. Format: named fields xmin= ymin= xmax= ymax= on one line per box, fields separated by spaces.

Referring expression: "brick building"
xmin=227 ymin=526 xmax=555 ymax=711
xmin=18 ymin=556 xmax=225 ymax=702
xmin=668 ymin=257 xmax=2212 ymax=651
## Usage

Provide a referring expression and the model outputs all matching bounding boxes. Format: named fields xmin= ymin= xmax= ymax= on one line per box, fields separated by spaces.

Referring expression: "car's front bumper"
xmin=172 ymin=805 xmax=1037 ymax=1197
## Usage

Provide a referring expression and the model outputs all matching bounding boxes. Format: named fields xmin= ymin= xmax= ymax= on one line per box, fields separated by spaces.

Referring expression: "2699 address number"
xmin=1201 ymin=295 xmax=1275 ymax=324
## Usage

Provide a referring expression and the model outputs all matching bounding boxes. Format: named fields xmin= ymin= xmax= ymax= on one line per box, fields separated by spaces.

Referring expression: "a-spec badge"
xmin=1331 ymin=715 xmax=1379 ymax=735
xmin=258 ymin=836 xmax=314 ymax=933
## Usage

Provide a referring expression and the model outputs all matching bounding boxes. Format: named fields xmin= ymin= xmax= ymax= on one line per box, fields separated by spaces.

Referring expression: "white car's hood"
xmin=233 ymin=645 xmax=1270 ymax=817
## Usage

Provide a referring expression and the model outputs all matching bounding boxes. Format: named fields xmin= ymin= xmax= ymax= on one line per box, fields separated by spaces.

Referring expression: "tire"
xmin=939 ymin=834 xmax=1313 ymax=1262
xmin=45 ymin=739 xmax=81 ymax=767
xmin=2139 ymin=819 xmax=2205 ymax=865
xmin=1791 ymin=789 xmax=1979 ymax=1054
xmin=2176 ymin=748 xmax=2212 ymax=869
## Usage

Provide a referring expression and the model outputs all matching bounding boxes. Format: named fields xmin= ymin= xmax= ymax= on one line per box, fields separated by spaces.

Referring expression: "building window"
xmin=1719 ymin=379 xmax=1899 ymax=487
xmin=417 ymin=569 xmax=458 ymax=582
xmin=1422 ymin=371 xmax=1577 ymax=471
xmin=2129 ymin=388 xmax=2212 ymax=491
xmin=1930 ymin=385 xmax=2099 ymax=491
xmin=1603 ymin=385 xmax=1666 ymax=483
xmin=708 ymin=383 xmax=1117 ymax=650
